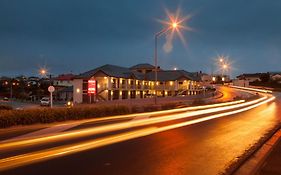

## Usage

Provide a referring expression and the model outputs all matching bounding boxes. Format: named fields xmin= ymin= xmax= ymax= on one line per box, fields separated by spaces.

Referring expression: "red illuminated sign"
xmin=88 ymin=80 xmax=97 ymax=94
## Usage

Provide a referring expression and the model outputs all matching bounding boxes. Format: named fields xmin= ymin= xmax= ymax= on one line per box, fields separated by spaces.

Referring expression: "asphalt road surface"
xmin=0 ymin=87 xmax=280 ymax=175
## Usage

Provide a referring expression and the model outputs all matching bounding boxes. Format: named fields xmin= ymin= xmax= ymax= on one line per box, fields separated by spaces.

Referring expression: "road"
xmin=0 ymin=87 xmax=280 ymax=175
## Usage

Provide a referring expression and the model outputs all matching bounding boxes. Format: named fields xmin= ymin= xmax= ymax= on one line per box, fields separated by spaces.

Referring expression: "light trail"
xmin=0 ymin=100 xmax=246 ymax=148
xmin=0 ymin=96 xmax=275 ymax=171
xmin=54 ymin=99 xmax=246 ymax=127
xmin=0 ymin=97 xmax=266 ymax=151
xmin=230 ymin=85 xmax=273 ymax=94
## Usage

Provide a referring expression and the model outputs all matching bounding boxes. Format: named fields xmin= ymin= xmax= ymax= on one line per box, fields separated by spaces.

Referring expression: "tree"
xmin=260 ymin=73 xmax=270 ymax=82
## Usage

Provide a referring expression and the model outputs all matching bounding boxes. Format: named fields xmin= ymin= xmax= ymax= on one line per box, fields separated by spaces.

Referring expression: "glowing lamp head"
xmin=223 ymin=64 xmax=228 ymax=69
xmin=40 ymin=69 xmax=47 ymax=76
xmin=172 ymin=22 xmax=178 ymax=29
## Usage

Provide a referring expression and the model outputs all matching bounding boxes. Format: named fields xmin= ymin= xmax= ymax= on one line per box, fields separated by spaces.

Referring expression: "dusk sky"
xmin=0 ymin=0 xmax=281 ymax=77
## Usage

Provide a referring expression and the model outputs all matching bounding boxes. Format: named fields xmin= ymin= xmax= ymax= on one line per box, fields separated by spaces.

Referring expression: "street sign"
xmin=88 ymin=80 xmax=97 ymax=94
xmin=48 ymin=86 xmax=55 ymax=93
xmin=48 ymin=86 xmax=55 ymax=108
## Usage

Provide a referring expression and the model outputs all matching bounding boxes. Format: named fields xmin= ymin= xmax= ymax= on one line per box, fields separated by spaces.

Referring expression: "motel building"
xmin=73 ymin=63 xmax=202 ymax=103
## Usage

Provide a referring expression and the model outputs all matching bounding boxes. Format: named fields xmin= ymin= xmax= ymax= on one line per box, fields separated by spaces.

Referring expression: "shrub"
xmin=0 ymin=105 xmax=13 ymax=110
xmin=191 ymin=99 xmax=205 ymax=106
xmin=0 ymin=100 xmax=209 ymax=128
xmin=161 ymin=103 xmax=179 ymax=110
xmin=0 ymin=105 xmax=131 ymax=128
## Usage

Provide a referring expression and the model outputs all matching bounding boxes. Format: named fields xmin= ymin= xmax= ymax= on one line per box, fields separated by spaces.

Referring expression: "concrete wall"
xmin=73 ymin=79 xmax=83 ymax=103
xmin=233 ymin=79 xmax=249 ymax=87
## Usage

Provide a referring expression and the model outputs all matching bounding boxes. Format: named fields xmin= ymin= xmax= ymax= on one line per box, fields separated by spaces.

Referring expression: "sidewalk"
xmin=233 ymin=128 xmax=281 ymax=175
xmin=256 ymin=136 xmax=281 ymax=175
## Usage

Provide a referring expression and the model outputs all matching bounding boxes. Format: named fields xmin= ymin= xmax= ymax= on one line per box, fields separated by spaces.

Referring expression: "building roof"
xmin=75 ymin=64 xmax=199 ymax=81
xmin=237 ymin=73 xmax=262 ymax=79
xmin=146 ymin=70 xmax=199 ymax=81
xmin=76 ymin=64 xmax=137 ymax=79
xmin=130 ymin=63 xmax=155 ymax=70
xmin=54 ymin=74 xmax=75 ymax=81
xmin=269 ymin=72 xmax=281 ymax=76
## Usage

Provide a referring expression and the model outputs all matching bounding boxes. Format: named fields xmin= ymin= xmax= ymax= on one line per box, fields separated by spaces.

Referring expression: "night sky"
xmin=0 ymin=0 xmax=281 ymax=77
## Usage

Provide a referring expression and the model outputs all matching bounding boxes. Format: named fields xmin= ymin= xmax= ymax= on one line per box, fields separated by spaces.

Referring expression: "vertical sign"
xmin=88 ymin=80 xmax=97 ymax=95
xmin=48 ymin=86 xmax=55 ymax=108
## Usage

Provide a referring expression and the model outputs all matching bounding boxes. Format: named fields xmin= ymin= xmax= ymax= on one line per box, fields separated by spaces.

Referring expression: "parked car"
xmin=40 ymin=97 xmax=50 ymax=106
xmin=3 ymin=97 xmax=9 ymax=101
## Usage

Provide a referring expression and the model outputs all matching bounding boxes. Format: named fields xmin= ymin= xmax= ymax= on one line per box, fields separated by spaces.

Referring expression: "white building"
xmin=53 ymin=74 xmax=75 ymax=87
xmin=73 ymin=64 xmax=202 ymax=104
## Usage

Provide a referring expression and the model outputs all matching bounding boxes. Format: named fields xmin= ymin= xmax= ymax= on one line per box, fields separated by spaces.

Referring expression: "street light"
xmin=153 ymin=9 xmax=192 ymax=104
xmin=39 ymin=68 xmax=47 ymax=77
xmin=9 ymin=80 xmax=18 ymax=99
xmin=154 ymin=22 xmax=179 ymax=104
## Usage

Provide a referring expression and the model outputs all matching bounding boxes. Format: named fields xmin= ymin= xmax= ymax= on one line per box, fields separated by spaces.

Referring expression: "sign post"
xmin=48 ymin=86 xmax=55 ymax=108
xmin=88 ymin=80 xmax=97 ymax=103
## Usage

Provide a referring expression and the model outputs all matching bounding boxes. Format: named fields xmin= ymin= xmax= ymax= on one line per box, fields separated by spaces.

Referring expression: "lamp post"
xmin=222 ymin=64 xmax=228 ymax=82
xmin=154 ymin=22 xmax=178 ymax=104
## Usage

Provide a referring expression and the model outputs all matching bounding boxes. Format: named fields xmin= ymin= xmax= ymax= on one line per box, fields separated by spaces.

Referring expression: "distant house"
xmin=237 ymin=73 xmax=262 ymax=82
xmin=53 ymin=74 xmax=75 ymax=87
xmin=232 ymin=79 xmax=249 ymax=87
xmin=270 ymin=72 xmax=281 ymax=83
xmin=52 ymin=74 xmax=75 ymax=101
xmin=27 ymin=76 xmax=40 ymax=86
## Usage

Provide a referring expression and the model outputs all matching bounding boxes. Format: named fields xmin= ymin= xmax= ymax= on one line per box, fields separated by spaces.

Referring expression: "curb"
xmin=223 ymin=124 xmax=281 ymax=175
xmin=233 ymin=127 xmax=281 ymax=175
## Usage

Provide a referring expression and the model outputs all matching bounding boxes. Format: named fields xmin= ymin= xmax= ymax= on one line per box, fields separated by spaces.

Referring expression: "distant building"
xmin=53 ymin=74 xmax=75 ymax=87
xmin=237 ymin=73 xmax=261 ymax=82
xmin=27 ymin=76 xmax=40 ymax=86
xmin=232 ymin=79 xmax=249 ymax=87
xmin=73 ymin=63 xmax=202 ymax=103
xmin=269 ymin=72 xmax=281 ymax=83
xmin=52 ymin=74 xmax=75 ymax=101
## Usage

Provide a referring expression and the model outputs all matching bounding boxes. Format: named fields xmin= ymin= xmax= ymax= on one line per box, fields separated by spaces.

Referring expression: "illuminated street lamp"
xmin=154 ymin=22 xmax=178 ymax=104
xmin=153 ymin=8 xmax=192 ymax=104
xmin=39 ymin=68 xmax=47 ymax=77
xmin=9 ymin=80 xmax=18 ymax=99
